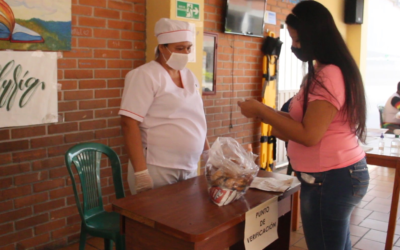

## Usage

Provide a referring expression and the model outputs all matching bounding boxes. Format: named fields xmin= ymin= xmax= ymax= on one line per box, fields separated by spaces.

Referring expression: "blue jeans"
xmin=296 ymin=158 xmax=369 ymax=250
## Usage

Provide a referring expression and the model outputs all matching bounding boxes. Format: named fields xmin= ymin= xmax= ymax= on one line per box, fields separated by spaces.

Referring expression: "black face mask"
xmin=291 ymin=46 xmax=310 ymax=62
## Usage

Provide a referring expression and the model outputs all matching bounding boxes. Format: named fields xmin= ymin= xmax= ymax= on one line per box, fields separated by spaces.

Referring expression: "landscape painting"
xmin=0 ymin=0 xmax=71 ymax=51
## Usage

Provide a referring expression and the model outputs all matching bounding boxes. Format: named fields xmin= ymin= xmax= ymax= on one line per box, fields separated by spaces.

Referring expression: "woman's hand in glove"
xmin=134 ymin=169 xmax=154 ymax=193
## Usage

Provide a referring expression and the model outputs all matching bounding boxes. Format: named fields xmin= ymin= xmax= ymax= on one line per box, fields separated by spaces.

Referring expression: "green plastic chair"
xmin=65 ymin=142 xmax=125 ymax=250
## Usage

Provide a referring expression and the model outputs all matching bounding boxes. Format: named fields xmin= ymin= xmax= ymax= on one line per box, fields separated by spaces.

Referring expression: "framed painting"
xmin=0 ymin=0 xmax=71 ymax=51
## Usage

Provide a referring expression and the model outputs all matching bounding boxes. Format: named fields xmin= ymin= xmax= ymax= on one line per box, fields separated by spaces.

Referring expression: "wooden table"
xmin=365 ymin=136 xmax=400 ymax=250
xmin=113 ymin=171 xmax=300 ymax=250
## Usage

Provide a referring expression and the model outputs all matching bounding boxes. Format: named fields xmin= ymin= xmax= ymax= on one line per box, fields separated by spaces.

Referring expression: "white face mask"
xmin=162 ymin=47 xmax=189 ymax=70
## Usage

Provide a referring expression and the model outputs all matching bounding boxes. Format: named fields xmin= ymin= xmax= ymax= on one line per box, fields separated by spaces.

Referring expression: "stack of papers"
xmin=250 ymin=175 xmax=296 ymax=192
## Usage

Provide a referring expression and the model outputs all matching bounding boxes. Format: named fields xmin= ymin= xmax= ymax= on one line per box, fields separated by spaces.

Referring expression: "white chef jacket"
xmin=119 ymin=61 xmax=207 ymax=171
xmin=384 ymin=93 xmax=400 ymax=124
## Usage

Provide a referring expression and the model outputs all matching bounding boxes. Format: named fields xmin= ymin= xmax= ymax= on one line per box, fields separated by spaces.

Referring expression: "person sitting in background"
xmin=383 ymin=81 xmax=400 ymax=133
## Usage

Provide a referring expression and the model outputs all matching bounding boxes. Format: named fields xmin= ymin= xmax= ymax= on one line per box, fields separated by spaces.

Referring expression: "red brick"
xmin=0 ymin=223 xmax=13 ymax=236
xmin=0 ymin=162 xmax=30 ymax=177
xmin=32 ymin=156 xmax=65 ymax=171
xmin=121 ymin=50 xmax=145 ymax=59
xmin=94 ymin=8 xmax=120 ymax=18
xmin=49 ymin=186 xmax=75 ymax=199
xmin=14 ymin=171 xmax=49 ymax=186
xmin=72 ymin=5 xmax=92 ymax=16
xmin=63 ymin=49 xmax=93 ymax=58
xmin=95 ymin=89 xmax=120 ymax=98
xmin=59 ymin=101 xmax=78 ymax=112
xmin=95 ymin=69 xmax=121 ymax=78
xmin=33 ymin=179 xmax=65 ymax=192
xmin=13 ymin=148 xmax=47 ymax=162
xmin=79 ymin=99 xmax=107 ymax=110
xmin=47 ymin=144 xmax=76 ymax=158
xmin=31 ymin=135 xmax=64 ymax=148
xmin=93 ymin=29 xmax=120 ymax=39
xmin=0 ymin=140 xmax=29 ymax=153
xmin=0 ymin=228 xmax=32 ymax=246
xmin=71 ymin=27 xmax=92 ymax=38
xmin=34 ymin=199 xmax=65 ymax=214
xmin=108 ymin=98 xmax=122 ymax=107
xmin=94 ymin=49 xmax=120 ymax=58
xmin=108 ymin=79 xmax=124 ymax=88
xmin=16 ymin=233 xmax=50 ymax=249
xmin=95 ymin=108 xmax=120 ymax=118
xmin=108 ymin=20 xmax=133 ymax=30
xmin=11 ymin=126 xmax=45 ymax=139
xmin=95 ymin=128 xmax=120 ymax=139
xmin=121 ymin=30 xmax=144 ymax=40
xmin=58 ymin=58 xmax=77 ymax=69
xmin=0 ymin=207 xmax=32 ymax=223
xmin=79 ymin=0 xmax=106 ymax=7
xmin=14 ymin=192 xmax=49 ymax=208
xmin=58 ymin=80 xmax=78 ymax=90
xmin=49 ymin=166 xmax=70 ymax=179
xmin=48 ymin=122 xmax=79 ymax=134
xmin=67 ymin=214 xmax=81 ymax=225
xmin=121 ymin=12 xmax=144 ymax=22
xmin=108 ymin=59 xmax=133 ymax=68
xmin=109 ymin=0 xmax=133 ymax=11
xmin=79 ymin=16 xmax=106 ymax=27
xmin=79 ymin=38 xmax=107 ymax=48
xmin=78 ymin=59 xmax=106 ymax=68
xmin=50 ymin=206 xmax=78 ymax=221
xmin=109 ymin=137 xmax=124 ymax=147
xmin=65 ymin=131 xmax=94 ymax=143
xmin=34 ymin=219 xmax=65 ymax=235
xmin=0 ymin=177 xmax=12 ymax=189
xmin=64 ymin=69 xmax=93 ymax=79
xmin=0 ymin=200 xmax=13 ymax=213
xmin=64 ymin=111 xmax=94 ymax=122
xmin=134 ymin=22 xmax=145 ymax=31
xmin=64 ymin=90 xmax=94 ymax=100
xmin=108 ymin=40 xmax=132 ymax=49
xmin=79 ymin=79 xmax=107 ymax=89
xmin=0 ymin=130 xmax=9 ymax=141
xmin=15 ymin=214 xmax=49 ymax=230
xmin=80 ymin=120 xmax=107 ymax=131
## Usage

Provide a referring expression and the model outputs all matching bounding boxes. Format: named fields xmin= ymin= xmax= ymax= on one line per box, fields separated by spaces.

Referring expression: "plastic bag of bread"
xmin=205 ymin=137 xmax=259 ymax=206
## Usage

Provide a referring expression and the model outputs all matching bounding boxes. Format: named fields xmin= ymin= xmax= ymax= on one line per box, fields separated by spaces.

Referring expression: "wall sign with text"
xmin=0 ymin=51 xmax=58 ymax=128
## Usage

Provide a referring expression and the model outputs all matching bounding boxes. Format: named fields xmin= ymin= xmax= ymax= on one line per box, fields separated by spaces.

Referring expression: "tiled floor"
xmin=59 ymin=164 xmax=398 ymax=250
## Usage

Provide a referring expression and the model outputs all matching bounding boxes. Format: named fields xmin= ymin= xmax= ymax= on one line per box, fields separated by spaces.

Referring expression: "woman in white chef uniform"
xmin=119 ymin=18 xmax=209 ymax=194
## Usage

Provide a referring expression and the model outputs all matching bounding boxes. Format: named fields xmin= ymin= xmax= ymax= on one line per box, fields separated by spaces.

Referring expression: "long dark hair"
xmin=286 ymin=0 xmax=366 ymax=142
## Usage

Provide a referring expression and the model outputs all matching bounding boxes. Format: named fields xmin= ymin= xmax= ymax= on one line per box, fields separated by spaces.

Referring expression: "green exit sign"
xmin=177 ymin=1 xmax=200 ymax=20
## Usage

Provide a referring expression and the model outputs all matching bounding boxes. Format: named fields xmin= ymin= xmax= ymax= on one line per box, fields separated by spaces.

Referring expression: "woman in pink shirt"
xmin=238 ymin=1 xmax=369 ymax=249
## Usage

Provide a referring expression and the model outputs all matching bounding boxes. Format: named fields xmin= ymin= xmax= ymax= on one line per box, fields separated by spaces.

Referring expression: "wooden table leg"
xmin=291 ymin=191 xmax=300 ymax=231
xmin=385 ymin=162 xmax=400 ymax=250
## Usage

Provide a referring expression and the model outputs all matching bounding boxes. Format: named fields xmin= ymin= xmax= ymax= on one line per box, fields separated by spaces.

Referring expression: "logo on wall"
xmin=0 ymin=51 xmax=58 ymax=128
xmin=0 ymin=0 xmax=71 ymax=51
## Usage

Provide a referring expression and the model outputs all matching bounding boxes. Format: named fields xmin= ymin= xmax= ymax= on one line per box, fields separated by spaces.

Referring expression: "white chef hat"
xmin=155 ymin=18 xmax=193 ymax=44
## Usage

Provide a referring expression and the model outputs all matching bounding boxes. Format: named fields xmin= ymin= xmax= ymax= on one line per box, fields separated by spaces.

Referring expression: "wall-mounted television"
xmin=224 ymin=0 xmax=266 ymax=38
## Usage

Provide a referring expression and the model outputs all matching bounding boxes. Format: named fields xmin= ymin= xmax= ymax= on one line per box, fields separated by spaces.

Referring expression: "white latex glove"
xmin=134 ymin=169 xmax=154 ymax=193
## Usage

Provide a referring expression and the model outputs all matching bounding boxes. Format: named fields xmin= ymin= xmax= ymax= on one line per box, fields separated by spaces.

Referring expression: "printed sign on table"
xmin=244 ymin=196 xmax=279 ymax=250
xmin=0 ymin=51 xmax=58 ymax=128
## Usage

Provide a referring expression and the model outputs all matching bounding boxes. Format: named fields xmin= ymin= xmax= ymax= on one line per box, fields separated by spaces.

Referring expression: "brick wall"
xmin=0 ymin=0 xmax=294 ymax=249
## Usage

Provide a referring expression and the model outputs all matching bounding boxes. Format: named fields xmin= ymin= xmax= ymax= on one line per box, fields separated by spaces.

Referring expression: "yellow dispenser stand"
xmin=260 ymin=31 xmax=277 ymax=171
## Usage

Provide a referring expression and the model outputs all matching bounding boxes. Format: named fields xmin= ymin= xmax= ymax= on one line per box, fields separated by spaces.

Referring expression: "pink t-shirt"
xmin=287 ymin=64 xmax=365 ymax=173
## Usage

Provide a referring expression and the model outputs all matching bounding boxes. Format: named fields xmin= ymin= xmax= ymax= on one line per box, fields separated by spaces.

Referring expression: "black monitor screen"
xmin=224 ymin=0 xmax=265 ymax=37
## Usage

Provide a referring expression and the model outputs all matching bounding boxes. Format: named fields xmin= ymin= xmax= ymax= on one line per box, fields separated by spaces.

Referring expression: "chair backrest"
xmin=378 ymin=106 xmax=384 ymax=128
xmin=65 ymin=143 xmax=125 ymax=222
